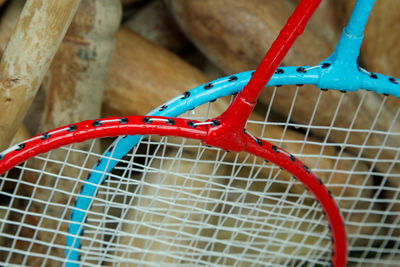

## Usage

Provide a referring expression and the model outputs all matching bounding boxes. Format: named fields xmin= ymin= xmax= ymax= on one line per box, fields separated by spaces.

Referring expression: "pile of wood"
xmin=0 ymin=0 xmax=399 ymax=265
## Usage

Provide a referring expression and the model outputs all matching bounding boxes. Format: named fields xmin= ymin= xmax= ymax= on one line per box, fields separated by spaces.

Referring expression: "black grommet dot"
xmin=188 ymin=121 xmax=197 ymax=128
xmin=296 ymin=84 xmax=304 ymax=87
xmin=96 ymin=159 xmax=101 ymax=166
xmin=296 ymin=67 xmax=307 ymax=73
xmin=317 ymin=177 xmax=323 ymax=185
xmin=228 ymin=75 xmax=238 ymax=82
xmin=303 ymin=165 xmax=311 ymax=173
xmin=211 ymin=120 xmax=220 ymax=127
xmin=251 ymin=71 xmax=255 ymax=76
xmin=275 ymin=68 xmax=284 ymax=74
xmin=181 ymin=91 xmax=190 ymax=99
xmin=369 ymin=73 xmax=378 ymax=79
xmin=68 ymin=125 xmax=77 ymax=132
xmin=159 ymin=104 xmax=167 ymax=111
xmin=272 ymin=145 xmax=279 ymax=153
xmin=276 ymin=85 xmax=282 ymax=87
xmin=143 ymin=117 xmax=152 ymax=124
xmin=320 ymin=88 xmax=328 ymax=91
xmin=15 ymin=143 xmax=25 ymax=151
xmin=210 ymin=99 xmax=216 ymax=102
xmin=122 ymin=135 xmax=128 ymax=139
xmin=328 ymin=190 xmax=334 ymax=199
xmin=389 ymin=77 xmax=398 ymax=84
xmin=92 ymin=120 xmax=102 ymax=127
xmin=289 ymin=154 xmax=296 ymax=162
xmin=107 ymin=145 xmax=115 ymax=153
xmin=119 ymin=117 xmax=129 ymax=124
xmin=0 ymin=154 xmax=3 ymax=160
xmin=204 ymin=83 xmax=213 ymax=90
xmin=255 ymin=139 xmax=263 ymax=146
xmin=383 ymin=93 xmax=389 ymax=96
xmin=322 ymin=63 xmax=331 ymax=69
xmin=340 ymin=90 xmax=347 ymax=93
xmin=166 ymin=118 xmax=175 ymax=125
xmin=41 ymin=132 xmax=51 ymax=140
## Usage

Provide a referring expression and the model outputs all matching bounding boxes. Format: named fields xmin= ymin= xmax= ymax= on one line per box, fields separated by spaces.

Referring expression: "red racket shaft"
xmin=203 ymin=0 xmax=323 ymax=152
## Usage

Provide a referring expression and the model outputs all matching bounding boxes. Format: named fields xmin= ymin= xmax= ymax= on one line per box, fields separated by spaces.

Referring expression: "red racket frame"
xmin=0 ymin=0 xmax=347 ymax=266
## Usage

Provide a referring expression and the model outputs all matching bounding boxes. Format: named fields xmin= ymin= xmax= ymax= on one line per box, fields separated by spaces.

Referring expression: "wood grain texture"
xmin=0 ymin=0 xmax=82 ymax=151
xmin=1 ymin=1 xmax=122 ymax=265
xmin=0 ymin=0 xmax=24 ymax=50
xmin=124 ymin=0 xmax=188 ymax=52
xmin=103 ymin=27 xmax=209 ymax=117
xmin=165 ymin=0 xmax=333 ymax=74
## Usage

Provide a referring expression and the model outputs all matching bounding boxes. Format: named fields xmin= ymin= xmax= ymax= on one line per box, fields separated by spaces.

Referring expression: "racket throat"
xmin=202 ymin=92 xmax=255 ymax=152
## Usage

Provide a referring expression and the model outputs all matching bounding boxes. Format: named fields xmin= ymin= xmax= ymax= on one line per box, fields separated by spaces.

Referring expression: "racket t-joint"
xmin=202 ymin=92 xmax=256 ymax=152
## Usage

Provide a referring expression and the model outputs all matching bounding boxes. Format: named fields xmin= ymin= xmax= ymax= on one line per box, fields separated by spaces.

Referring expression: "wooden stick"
xmin=0 ymin=0 xmax=24 ymax=50
xmin=124 ymin=0 xmax=189 ymax=52
xmin=0 ymin=0 xmax=82 ymax=151
xmin=103 ymin=27 xmax=209 ymax=117
xmin=0 ymin=0 xmax=8 ymax=8
xmin=2 ymin=0 xmax=122 ymax=265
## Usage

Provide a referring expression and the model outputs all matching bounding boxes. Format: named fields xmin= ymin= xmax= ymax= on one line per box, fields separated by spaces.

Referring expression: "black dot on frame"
xmin=204 ymin=83 xmax=213 ymax=90
xmin=275 ymin=68 xmax=284 ymax=74
xmin=166 ymin=119 xmax=175 ymax=125
xmin=16 ymin=143 xmax=25 ymax=151
xmin=211 ymin=120 xmax=220 ymax=127
xmin=68 ymin=125 xmax=78 ymax=132
xmin=119 ymin=117 xmax=129 ymax=124
xmin=303 ymin=165 xmax=311 ymax=173
xmin=296 ymin=67 xmax=307 ymax=73
xmin=181 ymin=91 xmax=190 ymax=99
xmin=228 ymin=75 xmax=238 ymax=82
xmin=92 ymin=120 xmax=102 ymax=127
xmin=369 ymin=73 xmax=378 ymax=79
xmin=142 ymin=117 xmax=152 ymax=124
xmin=322 ymin=62 xmax=331 ymax=69
xmin=187 ymin=121 xmax=197 ymax=128
xmin=41 ymin=132 xmax=51 ymax=140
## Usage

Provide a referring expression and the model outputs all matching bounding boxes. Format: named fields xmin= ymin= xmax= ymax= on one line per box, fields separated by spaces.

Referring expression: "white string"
xmin=1 ymin=86 xmax=400 ymax=266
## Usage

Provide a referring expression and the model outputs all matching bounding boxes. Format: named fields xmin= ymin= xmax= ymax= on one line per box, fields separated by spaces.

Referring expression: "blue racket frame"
xmin=66 ymin=0 xmax=396 ymax=265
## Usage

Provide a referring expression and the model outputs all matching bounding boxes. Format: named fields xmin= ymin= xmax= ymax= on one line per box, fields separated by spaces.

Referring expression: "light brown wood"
xmin=103 ymin=27 xmax=209 ymax=117
xmin=124 ymin=0 xmax=188 ymax=52
xmin=165 ymin=0 xmax=334 ymax=74
xmin=0 ymin=0 xmax=25 ymax=50
xmin=2 ymin=1 xmax=122 ymax=265
xmin=0 ymin=0 xmax=82 ymax=151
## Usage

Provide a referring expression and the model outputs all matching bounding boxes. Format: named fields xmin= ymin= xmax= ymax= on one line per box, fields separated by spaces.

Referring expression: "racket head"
xmin=0 ymin=113 xmax=345 ymax=266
